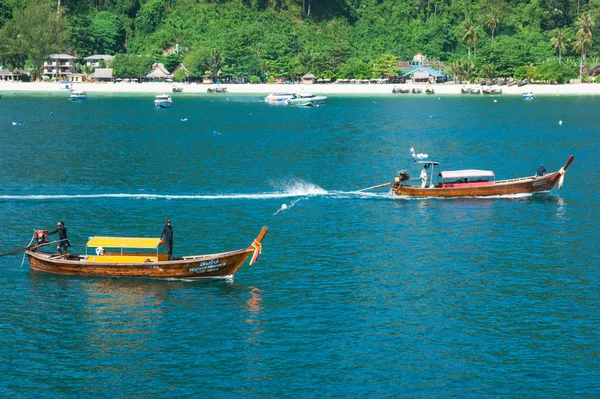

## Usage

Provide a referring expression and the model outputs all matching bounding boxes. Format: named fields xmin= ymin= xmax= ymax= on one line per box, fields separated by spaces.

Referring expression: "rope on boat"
xmin=19 ymin=239 xmax=68 ymax=267
xmin=0 ymin=234 xmax=35 ymax=257
xmin=19 ymin=234 xmax=36 ymax=268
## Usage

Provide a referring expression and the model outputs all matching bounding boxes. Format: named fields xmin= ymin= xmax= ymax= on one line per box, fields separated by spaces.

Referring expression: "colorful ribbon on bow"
xmin=249 ymin=240 xmax=262 ymax=265
xmin=558 ymin=167 xmax=566 ymax=189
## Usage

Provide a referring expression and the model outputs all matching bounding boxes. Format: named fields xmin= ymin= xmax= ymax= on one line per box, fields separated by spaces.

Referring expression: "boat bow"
xmin=558 ymin=155 xmax=575 ymax=189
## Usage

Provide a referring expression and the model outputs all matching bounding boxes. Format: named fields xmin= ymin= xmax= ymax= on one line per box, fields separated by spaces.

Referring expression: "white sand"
xmin=1 ymin=80 xmax=600 ymax=96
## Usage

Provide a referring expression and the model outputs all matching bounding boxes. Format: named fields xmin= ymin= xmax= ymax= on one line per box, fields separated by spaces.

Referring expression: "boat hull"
xmin=26 ymin=226 xmax=268 ymax=280
xmin=27 ymin=249 xmax=252 ymax=279
xmin=154 ymin=101 xmax=172 ymax=108
xmin=392 ymin=172 xmax=561 ymax=197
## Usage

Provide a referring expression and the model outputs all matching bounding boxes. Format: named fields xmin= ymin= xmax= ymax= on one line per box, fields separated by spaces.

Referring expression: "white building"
xmin=43 ymin=54 xmax=77 ymax=80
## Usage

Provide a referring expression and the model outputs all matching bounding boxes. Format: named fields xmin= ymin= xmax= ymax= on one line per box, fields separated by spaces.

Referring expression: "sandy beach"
xmin=1 ymin=80 xmax=600 ymax=96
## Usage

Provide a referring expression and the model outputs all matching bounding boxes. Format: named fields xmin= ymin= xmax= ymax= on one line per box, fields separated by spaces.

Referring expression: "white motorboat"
xmin=284 ymin=93 xmax=327 ymax=107
xmin=522 ymin=90 xmax=534 ymax=100
xmin=70 ymin=90 xmax=87 ymax=101
xmin=264 ymin=92 xmax=295 ymax=103
xmin=154 ymin=94 xmax=173 ymax=108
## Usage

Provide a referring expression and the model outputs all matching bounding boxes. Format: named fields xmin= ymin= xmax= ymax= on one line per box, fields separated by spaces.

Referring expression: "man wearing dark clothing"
xmin=160 ymin=219 xmax=173 ymax=260
xmin=48 ymin=221 xmax=70 ymax=257
xmin=536 ymin=164 xmax=547 ymax=177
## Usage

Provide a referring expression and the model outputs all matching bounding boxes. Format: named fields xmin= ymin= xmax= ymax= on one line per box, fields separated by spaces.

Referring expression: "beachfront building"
xmin=401 ymin=67 xmax=446 ymax=84
xmin=89 ymin=68 xmax=113 ymax=82
xmin=173 ymin=63 xmax=190 ymax=81
xmin=146 ymin=63 xmax=173 ymax=81
xmin=68 ymin=73 xmax=85 ymax=83
xmin=0 ymin=68 xmax=30 ymax=81
xmin=43 ymin=54 xmax=76 ymax=80
xmin=84 ymin=55 xmax=114 ymax=68
xmin=302 ymin=73 xmax=316 ymax=84
xmin=413 ymin=53 xmax=427 ymax=65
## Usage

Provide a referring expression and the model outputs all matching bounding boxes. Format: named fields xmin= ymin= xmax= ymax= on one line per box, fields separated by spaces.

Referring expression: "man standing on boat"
xmin=420 ymin=164 xmax=428 ymax=188
xmin=536 ymin=164 xmax=547 ymax=176
xmin=48 ymin=221 xmax=70 ymax=258
xmin=160 ymin=219 xmax=174 ymax=261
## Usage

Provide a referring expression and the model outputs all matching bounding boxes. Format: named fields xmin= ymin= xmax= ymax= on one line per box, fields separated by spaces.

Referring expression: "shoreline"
xmin=1 ymin=81 xmax=600 ymax=96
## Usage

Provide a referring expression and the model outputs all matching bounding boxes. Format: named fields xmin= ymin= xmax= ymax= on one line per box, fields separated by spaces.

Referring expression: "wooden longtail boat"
xmin=390 ymin=156 xmax=574 ymax=197
xmin=26 ymin=226 xmax=268 ymax=280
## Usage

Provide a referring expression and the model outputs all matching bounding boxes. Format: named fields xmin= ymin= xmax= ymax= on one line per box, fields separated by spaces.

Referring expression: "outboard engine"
xmin=396 ymin=170 xmax=410 ymax=183
xmin=34 ymin=229 xmax=49 ymax=245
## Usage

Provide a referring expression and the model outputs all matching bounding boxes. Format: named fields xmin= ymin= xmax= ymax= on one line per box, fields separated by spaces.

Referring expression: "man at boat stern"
xmin=160 ymin=219 xmax=174 ymax=260
xmin=48 ymin=221 xmax=70 ymax=258
xmin=420 ymin=165 xmax=428 ymax=188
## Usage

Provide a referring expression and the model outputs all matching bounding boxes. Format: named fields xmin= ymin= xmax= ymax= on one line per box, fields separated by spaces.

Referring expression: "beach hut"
xmin=0 ymin=68 xmax=13 ymax=81
xmin=402 ymin=67 xmax=446 ymax=84
xmin=90 ymin=68 xmax=113 ymax=82
xmin=146 ymin=63 xmax=173 ymax=81
xmin=301 ymin=73 xmax=316 ymax=84
xmin=173 ymin=63 xmax=190 ymax=77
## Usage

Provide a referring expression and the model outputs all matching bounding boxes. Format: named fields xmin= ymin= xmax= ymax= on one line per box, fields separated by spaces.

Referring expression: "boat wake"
xmin=0 ymin=180 xmax=331 ymax=201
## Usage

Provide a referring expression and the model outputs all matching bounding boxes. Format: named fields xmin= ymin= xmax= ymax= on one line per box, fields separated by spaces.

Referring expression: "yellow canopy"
xmin=86 ymin=236 xmax=161 ymax=249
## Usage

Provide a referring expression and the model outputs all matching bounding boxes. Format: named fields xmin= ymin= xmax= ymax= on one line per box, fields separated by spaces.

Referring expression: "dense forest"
xmin=0 ymin=0 xmax=599 ymax=83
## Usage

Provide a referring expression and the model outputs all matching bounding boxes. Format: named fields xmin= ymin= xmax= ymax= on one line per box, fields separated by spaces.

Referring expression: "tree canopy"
xmin=0 ymin=0 xmax=598 ymax=82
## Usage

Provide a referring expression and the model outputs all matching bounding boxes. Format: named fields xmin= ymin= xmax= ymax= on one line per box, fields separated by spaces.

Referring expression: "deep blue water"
xmin=0 ymin=92 xmax=598 ymax=398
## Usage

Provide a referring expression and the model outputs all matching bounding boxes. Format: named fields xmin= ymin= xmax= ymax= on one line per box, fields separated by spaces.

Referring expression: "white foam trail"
xmin=268 ymin=179 xmax=327 ymax=196
xmin=0 ymin=180 xmax=330 ymax=201
xmin=273 ymin=198 xmax=304 ymax=216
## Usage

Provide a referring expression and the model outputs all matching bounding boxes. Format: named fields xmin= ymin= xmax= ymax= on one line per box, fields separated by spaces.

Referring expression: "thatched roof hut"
xmin=301 ymin=73 xmax=316 ymax=84
xmin=146 ymin=63 xmax=173 ymax=80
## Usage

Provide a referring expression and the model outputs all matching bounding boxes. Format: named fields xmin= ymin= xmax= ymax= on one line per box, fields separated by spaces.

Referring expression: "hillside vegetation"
xmin=0 ymin=0 xmax=599 ymax=82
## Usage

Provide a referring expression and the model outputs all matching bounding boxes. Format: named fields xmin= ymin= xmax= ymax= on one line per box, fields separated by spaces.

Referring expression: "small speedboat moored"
xmin=522 ymin=90 xmax=534 ymax=100
xmin=154 ymin=94 xmax=173 ymax=108
xmin=70 ymin=90 xmax=87 ymax=101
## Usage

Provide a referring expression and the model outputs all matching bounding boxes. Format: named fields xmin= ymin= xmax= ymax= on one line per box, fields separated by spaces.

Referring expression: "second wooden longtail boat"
xmin=26 ymin=226 xmax=268 ymax=280
xmin=389 ymin=155 xmax=574 ymax=197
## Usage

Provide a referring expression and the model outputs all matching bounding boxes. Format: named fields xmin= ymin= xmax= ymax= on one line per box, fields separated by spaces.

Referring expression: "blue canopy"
xmin=402 ymin=67 xmax=445 ymax=78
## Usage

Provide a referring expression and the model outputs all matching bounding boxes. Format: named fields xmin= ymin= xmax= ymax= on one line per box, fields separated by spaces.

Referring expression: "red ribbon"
xmin=250 ymin=240 xmax=262 ymax=265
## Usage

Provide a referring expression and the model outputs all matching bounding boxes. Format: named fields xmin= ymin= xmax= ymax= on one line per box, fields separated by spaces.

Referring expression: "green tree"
xmin=372 ymin=54 xmax=399 ymax=79
xmin=182 ymin=49 xmax=209 ymax=78
xmin=13 ymin=1 xmax=69 ymax=76
xmin=550 ymin=28 xmax=567 ymax=64
xmin=173 ymin=68 xmax=187 ymax=82
xmin=134 ymin=0 xmax=165 ymax=36
xmin=575 ymin=13 xmax=594 ymax=80
xmin=0 ymin=21 xmax=26 ymax=68
xmin=462 ymin=20 xmax=477 ymax=62
xmin=90 ymin=11 xmax=125 ymax=54
xmin=111 ymin=53 xmax=153 ymax=78
xmin=207 ymin=49 xmax=224 ymax=80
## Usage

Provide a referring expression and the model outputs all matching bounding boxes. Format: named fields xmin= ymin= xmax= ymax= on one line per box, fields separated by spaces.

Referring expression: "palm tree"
xmin=487 ymin=11 xmax=499 ymax=48
xmin=575 ymin=13 xmax=594 ymax=80
xmin=207 ymin=50 xmax=224 ymax=80
xmin=551 ymin=28 xmax=567 ymax=64
xmin=574 ymin=35 xmax=587 ymax=81
xmin=462 ymin=21 xmax=476 ymax=62
xmin=472 ymin=26 xmax=480 ymax=62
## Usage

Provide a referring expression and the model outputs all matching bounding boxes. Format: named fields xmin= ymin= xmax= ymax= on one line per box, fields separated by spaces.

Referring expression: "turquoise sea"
xmin=0 ymin=92 xmax=598 ymax=397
